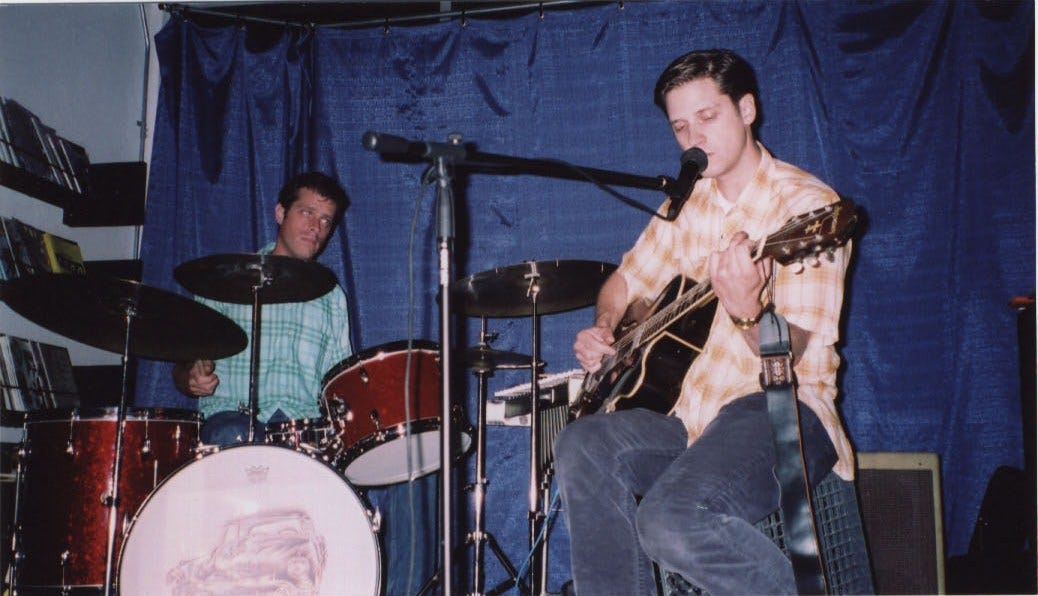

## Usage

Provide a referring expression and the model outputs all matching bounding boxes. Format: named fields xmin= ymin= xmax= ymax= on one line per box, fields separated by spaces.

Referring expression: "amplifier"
xmin=856 ymin=451 xmax=945 ymax=594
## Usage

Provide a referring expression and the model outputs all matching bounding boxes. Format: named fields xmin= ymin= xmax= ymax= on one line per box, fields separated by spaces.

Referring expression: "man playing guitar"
xmin=554 ymin=48 xmax=854 ymax=595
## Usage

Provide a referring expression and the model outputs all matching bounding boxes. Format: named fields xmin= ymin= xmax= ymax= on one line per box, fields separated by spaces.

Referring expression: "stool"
xmin=658 ymin=471 xmax=875 ymax=595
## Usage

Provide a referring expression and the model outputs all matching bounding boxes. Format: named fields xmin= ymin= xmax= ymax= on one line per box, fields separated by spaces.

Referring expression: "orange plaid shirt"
xmin=616 ymin=145 xmax=854 ymax=479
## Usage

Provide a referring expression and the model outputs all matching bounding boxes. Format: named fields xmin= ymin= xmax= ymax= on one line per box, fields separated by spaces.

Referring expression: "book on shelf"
xmin=0 ymin=335 xmax=80 ymax=412
xmin=57 ymin=136 xmax=90 ymax=195
xmin=33 ymin=341 xmax=79 ymax=409
xmin=41 ymin=231 xmax=85 ymax=275
xmin=0 ymin=101 xmax=16 ymax=167
xmin=0 ymin=217 xmax=15 ymax=281
xmin=1 ymin=98 xmax=52 ymax=182
xmin=0 ymin=336 xmax=22 ymax=412
xmin=0 ymin=217 xmax=84 ymax=278
xmin=0 ymin=335 xmax=52 ymax=411
xmin=1 ymin=216 xmax=48 ymax=277
xmin=41 ymin=122 xmax=76 ymax=192
xmin=29 ymin=115 xmax=63 ymax=187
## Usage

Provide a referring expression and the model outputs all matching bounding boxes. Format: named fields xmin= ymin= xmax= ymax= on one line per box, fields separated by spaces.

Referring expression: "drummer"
xmin=172 ymin=171 xmax=353 ymax=445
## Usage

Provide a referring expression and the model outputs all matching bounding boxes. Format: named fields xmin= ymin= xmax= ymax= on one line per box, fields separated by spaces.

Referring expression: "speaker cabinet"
xmin=856 ymin=452 xmax=944 ymax=594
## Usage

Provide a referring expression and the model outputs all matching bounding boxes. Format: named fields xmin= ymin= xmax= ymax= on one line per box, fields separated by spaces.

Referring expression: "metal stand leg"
xmin=468 ymin=319 xmax=524 ymax=595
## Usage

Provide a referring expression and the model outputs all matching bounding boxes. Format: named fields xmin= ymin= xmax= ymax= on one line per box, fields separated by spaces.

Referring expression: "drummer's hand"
xmin=174 ymin=359 xmax=219 ymax=397
xmin=574 ymin=325 xmax=616 ymax=373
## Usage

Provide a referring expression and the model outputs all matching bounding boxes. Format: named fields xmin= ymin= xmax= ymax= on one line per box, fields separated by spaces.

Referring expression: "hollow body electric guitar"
xmin=570 ymin=198 xmax=859 ymax=419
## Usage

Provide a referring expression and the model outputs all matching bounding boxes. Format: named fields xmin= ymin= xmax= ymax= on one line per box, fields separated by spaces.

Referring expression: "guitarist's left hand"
xmin=709 ymin=231 xmax=771 ymax=322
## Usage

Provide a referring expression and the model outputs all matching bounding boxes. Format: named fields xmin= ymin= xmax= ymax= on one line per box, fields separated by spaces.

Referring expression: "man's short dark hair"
xmin=277 ymin=171 xmax=350 ymax=222
xmin=653 ymin=49 xmax=761 ymax=119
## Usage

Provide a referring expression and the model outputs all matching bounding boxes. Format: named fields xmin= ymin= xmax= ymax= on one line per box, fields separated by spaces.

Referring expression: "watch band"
xmin=730 ymin=302 xmax=773 ymax=330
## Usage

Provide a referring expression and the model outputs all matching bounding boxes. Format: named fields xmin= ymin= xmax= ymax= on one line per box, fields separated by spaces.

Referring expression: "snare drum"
xmin=118 ymin=444 xmax=381 ymax=596
xmin=11 ymin=407 xmax=200 ymax=592
xmin=319 ymin=340 xmax=472 ymax=486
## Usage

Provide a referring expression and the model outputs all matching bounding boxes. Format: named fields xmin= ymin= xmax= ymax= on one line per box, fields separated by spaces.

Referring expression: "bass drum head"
xmin=118 ymin=444 xmax=381 ymax=596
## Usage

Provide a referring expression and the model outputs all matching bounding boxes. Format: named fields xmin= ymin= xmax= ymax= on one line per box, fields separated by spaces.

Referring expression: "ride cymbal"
xmin=451 ymin=259 xmax=616 ymax=317
xmin=174 ymin=253 xmax=337 ymax=305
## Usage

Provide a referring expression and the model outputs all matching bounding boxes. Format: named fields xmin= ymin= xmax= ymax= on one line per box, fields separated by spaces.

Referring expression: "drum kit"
xmin=1 ymin=254 xmax=614 ymax=595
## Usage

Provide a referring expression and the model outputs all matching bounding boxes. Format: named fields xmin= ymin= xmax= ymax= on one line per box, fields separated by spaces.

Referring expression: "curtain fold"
xmin=137 ymin=2 xmax=1035 ymax=589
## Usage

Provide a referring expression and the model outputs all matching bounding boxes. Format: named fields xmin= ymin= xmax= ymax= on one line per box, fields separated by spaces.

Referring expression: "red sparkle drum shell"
xmin=117 ymin=444 xmax=382 ymax=596
xmin=320 ymin=340 xmax=471 ymax=486
xmin=12 ymin=407 xmax=201 ymax=591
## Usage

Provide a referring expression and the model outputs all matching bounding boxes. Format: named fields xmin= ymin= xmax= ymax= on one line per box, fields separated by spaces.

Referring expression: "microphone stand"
xmin=362 ymin=130 xmax=689 ymax=200
xmin=433 ymin=144 xmax=459 ymax=596
xmin=362 ymin=131 xmax=699 ymax=594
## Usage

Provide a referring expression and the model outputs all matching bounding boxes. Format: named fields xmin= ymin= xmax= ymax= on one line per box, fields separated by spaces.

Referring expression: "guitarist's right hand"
xmin=574 ymin=325 xmax=616 ymax=373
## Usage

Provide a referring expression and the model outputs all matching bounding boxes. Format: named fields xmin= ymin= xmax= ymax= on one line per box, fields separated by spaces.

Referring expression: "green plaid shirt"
xmin=196 ymin=246 xmax=353 ymax=422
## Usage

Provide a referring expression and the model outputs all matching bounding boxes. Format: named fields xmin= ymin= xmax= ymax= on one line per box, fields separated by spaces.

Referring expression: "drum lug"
xmin=368 ymin=507 xmax=382 ymax=534
xmin=100 ymin=491 xmax=118 ymax=508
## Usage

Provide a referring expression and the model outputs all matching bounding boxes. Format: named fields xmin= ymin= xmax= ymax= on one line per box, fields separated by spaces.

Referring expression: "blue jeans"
xmin=553 ymin=393 xmax=837 ymax=595
xmin=200 ymin=409 xmax=291 ymax=446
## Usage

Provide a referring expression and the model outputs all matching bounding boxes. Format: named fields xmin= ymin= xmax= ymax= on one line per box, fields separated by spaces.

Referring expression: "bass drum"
xmin=118 ymin=444 xmax=381 ymax=596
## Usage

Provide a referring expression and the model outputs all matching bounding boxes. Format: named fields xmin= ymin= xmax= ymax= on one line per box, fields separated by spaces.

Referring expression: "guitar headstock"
xmin=761 ymin=198 xmax=858 ymax=266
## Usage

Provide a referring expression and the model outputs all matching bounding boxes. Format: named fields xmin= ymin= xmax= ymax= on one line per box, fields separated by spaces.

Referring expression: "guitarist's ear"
xmin=737 ymin=93 xmax=757 ymax=129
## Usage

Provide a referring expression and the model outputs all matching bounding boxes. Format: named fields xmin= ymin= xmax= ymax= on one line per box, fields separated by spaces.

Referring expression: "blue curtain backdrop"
xmin=136 ymin=1 xmax=1035 ymax=592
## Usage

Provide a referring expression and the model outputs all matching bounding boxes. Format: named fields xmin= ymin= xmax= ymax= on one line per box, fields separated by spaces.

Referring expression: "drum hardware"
xmin=451 ymin=259 xmax=615 ymax=595
xmin=174 ymin=253 xmax=337 ymax=443
xmin=464 ymin=318 xmax=536 ymax=595
xmin=1 ymin=274 xmax=240 ymax=596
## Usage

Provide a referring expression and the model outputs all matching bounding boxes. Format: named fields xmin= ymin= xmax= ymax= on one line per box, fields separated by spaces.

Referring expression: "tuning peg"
xmin=825 ymin=249 xmax=836 ymax=263
xmin=808 ymin=255 xmax=821 ymax=268
xmin=791 ymin=260 xmax=805 ymax=274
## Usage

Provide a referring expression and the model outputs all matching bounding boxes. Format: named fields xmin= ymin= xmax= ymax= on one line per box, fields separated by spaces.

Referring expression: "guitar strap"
xmin=758 ymin=310 xmax=827 ymax=595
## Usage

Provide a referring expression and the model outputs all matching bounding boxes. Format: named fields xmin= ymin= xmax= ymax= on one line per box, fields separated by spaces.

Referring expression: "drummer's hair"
xmin=278 ymin=171 xmax=351 ymax=222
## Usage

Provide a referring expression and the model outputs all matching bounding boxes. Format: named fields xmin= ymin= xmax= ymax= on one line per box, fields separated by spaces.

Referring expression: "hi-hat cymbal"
xmin=174 ymin=253 xmax=337 ymax=305
xmin=459 ymin=345 xmax=544 ymax=371
xmin=451 ymin=259 xmax=616 ymax=317
xmin=0 ymin=273 xmax=247 ymax=362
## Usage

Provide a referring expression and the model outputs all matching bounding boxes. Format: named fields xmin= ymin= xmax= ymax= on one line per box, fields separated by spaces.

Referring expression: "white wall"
xmin=0 ymin=3 xmax=166 ymax=365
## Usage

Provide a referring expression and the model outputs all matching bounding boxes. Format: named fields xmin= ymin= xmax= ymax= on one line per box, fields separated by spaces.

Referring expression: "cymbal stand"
xmin=468 ymin=318 xmax=523 ymax=595
xmin=101 ymin=302 xmax=137 ymax=596
xmin=245 ymin=264 xmax=273 ymax=442
xmin=523 ymin=262 xmax=549 ymax=596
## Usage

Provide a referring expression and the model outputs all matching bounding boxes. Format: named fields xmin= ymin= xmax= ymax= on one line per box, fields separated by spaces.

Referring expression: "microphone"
xmin=665 ymin=147 xmax=707 ymax=221
xmin=361 ymin=131 xmax=467 ymax=162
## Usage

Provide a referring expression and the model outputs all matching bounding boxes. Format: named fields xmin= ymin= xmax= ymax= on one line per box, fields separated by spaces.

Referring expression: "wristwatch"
xmin=730 ymin=302 xmax=773 ymax=330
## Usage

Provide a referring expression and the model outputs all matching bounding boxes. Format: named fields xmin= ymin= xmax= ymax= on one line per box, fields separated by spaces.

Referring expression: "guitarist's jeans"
xmin=554 ymin=393 xmax=836 ymax=595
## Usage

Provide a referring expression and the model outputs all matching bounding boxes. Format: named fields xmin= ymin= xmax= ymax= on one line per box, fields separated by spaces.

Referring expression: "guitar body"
xmin=569 ymin=198 xmax=859 ymax=420
xmin=572 ymin=276 xmax=717 ymax=418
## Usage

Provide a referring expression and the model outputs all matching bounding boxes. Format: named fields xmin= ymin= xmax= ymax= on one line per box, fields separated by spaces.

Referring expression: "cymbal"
xmin=1 ymin=273 xmax=248 ymax=362
xmin=451 ymin=259 xmax=616 ymax=317
xmin=459 ymin=346 xmax=544 ymax=371
xmin=174 ymin=253 xmax=337 ymax=305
